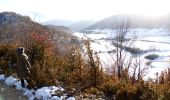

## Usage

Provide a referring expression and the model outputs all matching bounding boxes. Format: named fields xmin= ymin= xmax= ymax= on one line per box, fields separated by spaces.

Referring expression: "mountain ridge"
xmin=83 ymin=14 xmax=170 ymax=31
xmin=42 ymin=19 xmax=76 ymax=26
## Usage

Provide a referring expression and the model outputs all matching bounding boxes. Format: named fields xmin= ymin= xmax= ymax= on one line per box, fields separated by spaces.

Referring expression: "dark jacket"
xmin=16 ymin=52 xmax=31 ymax=78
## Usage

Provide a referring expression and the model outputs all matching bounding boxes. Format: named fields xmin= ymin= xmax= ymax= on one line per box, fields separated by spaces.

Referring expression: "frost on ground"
xmin=0 ymin=74 xmax=75 ymax=100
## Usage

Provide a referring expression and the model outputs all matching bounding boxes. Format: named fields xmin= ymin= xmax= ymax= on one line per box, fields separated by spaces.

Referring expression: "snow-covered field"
xmin=0 ymin=74 xmax=75 ymax=100
xmin=74 ymin=28 xmax=170 ymax=79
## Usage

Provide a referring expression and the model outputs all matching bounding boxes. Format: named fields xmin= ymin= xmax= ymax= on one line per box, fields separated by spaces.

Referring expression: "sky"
xmin=0 ymin=0 xmax=170 ymax=22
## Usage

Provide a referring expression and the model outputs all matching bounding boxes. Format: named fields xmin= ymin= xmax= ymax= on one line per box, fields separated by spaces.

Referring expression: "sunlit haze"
xmin=0 ymin=0 xmax=170 ymax=22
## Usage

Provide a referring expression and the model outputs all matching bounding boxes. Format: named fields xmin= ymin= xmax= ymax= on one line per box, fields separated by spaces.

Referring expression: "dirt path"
xmin=0 ymin=82 xmax=28 ymax=100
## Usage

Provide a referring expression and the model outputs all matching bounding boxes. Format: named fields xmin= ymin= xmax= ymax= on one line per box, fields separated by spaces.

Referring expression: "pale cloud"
xmin=0 ymin=0 xmax=170 ymax=22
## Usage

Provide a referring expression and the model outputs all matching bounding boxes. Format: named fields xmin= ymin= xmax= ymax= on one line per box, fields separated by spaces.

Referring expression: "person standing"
xmin=16 ymin=47 xmax=31 ymax=88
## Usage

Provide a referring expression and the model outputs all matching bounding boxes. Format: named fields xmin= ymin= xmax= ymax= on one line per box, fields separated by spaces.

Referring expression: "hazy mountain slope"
xmin=68 ymin=20 xmax=97 ymax=32
xmin=46 ymin=25 xmax=73 ymax=34
xmin=83 ymin=16 xmax=116 ymax=30
xmin=42 ymin=19 xmax=76 ymax=26
xmin=83 ymin=14 xmax=170 ymax=31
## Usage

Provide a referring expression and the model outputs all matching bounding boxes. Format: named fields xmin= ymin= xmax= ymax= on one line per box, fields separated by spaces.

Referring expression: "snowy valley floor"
xmin=0 ymin=74 xmax=75 ymax=100
xmin=74 ymin=28 xmax=170 ymax=79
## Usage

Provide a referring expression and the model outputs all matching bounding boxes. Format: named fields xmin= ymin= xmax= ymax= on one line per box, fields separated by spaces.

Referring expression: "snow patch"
xmin=0 ymin=74 xmax=5 ymax=80
xmin=67 ymin=97 xmax=76 ymax=100
xmin=5 ymin=76 xmax=17 ymax=86
xmin=14 ymin=80 xmax=22 ymax=90
xmin=51 ymin=96 xmax=61 ymax=100
xmin=35 ymin=87 xmax=52 ymax=99
xmin=0 ymin=74 xmax=75 ymax=100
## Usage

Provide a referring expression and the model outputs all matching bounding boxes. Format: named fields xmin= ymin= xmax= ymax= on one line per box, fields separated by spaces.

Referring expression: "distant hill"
xmin=42 ymin=19 xmax=76 ymax=26
xmin=0 ymin=11 xmax=50 ymax=43
xmin=68 ymin=20 xmax=97 ymax=32
xmin=83 ymin=16 xmax=116 ymax=31
xmin=83 ymin=15 xmax=131 ymax=31
xmin=0 ymin=12 xmax=80 ymax=52
xmin=0 ymin=12 xmax=31 ymax=25
xmin=83 ymin=14 xmax=170 ymax=31
xmin=46 ymin=25 xmax=73 ymax=34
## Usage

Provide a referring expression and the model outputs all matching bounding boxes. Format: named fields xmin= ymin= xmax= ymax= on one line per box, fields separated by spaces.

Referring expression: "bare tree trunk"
xmin=110 ymin=17 xmax=135 ymax=79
